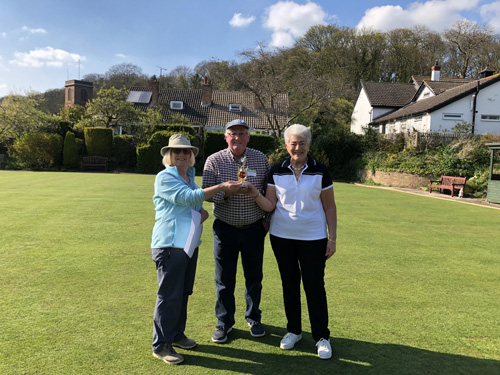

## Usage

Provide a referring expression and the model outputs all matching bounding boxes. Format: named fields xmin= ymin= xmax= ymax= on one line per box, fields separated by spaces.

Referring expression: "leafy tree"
xmin=59 ymin=105 xmax=86 ymax=124
xmin=36 ymin=88 xmax=65 ymax=114
xmin=382 ymin=27 xmax=446 ymax=82
xmin=84 ymin=86 xmax=140 ymax=128
xmin=0 ymin=94 xmax=54 ymax=144
xmin=9 ymin=133 xmax=62 ymax=169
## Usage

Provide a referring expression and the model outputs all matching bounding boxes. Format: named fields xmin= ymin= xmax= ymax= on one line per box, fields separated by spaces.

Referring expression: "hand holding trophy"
xmin=238 ymin=156 xmax=248 ymax=187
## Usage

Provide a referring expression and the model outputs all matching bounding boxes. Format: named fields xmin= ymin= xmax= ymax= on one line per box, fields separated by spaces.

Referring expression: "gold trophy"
xmin=238 ymin=157 xmax=248 ymax=187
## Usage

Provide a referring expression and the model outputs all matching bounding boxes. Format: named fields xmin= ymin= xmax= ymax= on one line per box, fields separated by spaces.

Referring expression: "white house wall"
xmin=416 ymin=86 xmax=434 ymax=101
xmin=351 ymin=88 xmax=397 ymax=134
xmin=385 ymin=115 xmax=431 ymax=134
xmin=350 ymin=89 xmax=372 ymax=134
xmin=429 ymin=83 xmax=500 ymax=134
xmin=474 ymin=83 xmax=500 ymax=134
xmin=429 ymin=96 xmax=472 ymax=132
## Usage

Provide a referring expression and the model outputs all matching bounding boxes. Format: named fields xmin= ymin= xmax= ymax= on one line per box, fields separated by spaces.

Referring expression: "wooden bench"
xmin=81 ymin=156 xmax=108 ymax=172
xmin=429 ymin=175 xmax=466 ymax=197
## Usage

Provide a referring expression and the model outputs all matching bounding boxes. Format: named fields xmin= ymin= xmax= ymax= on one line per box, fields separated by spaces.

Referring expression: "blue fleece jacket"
xmin=151 ymin=165 xmax=205 ymax=249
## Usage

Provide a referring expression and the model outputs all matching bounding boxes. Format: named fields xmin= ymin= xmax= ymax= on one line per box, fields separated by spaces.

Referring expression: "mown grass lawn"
xmin=1 ymin=170 xmax=499 ymax=375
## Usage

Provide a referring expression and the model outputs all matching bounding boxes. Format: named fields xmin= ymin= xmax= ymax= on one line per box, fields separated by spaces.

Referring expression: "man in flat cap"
xmin=202 ymin=119 xmax=270 ymax=343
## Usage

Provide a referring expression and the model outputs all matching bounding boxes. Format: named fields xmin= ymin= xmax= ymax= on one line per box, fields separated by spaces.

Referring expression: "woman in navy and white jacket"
xmin=245 ymin=124 xmax=337 ymax=360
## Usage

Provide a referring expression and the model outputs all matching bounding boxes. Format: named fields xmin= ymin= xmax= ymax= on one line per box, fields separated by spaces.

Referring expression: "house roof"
xmin=361 ymin=80 xmax=416 ymax=108
xmin=410 ymin=75 xmax=474 ymax=87
xmin=128 ymin=86 xmax=290 ymax=131
xmin=371 ymin=73 xmax=500 ymax=124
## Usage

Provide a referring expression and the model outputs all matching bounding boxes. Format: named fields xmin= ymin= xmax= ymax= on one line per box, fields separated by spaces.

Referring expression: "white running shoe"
xmin=280 ymin=332 xmax=302 ymax=350
xmin=316 ymin=338 xmax=332 ymax=359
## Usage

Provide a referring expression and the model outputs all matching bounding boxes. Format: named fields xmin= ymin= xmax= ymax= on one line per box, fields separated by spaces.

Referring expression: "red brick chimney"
xmin=431 ymin=61 xmax=441 ymax=82
xmin=201 ymin=76 xmax=212 ymax=106
xmin=147 ymin=76 xmax=159 ymax=105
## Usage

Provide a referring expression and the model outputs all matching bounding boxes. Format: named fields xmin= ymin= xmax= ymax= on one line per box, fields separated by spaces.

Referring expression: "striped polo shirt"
xmin=268 ymin=156 xmax=333 ymax=241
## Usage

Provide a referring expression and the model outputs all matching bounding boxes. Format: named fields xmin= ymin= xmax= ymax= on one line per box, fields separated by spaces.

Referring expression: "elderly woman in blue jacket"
xmin=151 ymin=134 xmax=241 ymax=365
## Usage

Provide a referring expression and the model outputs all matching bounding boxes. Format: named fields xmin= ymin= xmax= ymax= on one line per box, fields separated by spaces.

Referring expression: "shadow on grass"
xmin=178 ymin=325 xmax=499 ymax=375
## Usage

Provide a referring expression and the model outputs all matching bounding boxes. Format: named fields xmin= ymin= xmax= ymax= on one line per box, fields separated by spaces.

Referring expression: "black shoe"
xmin=248 ymin=321 xmax=266 ymax=337
xmin=212 ymin=325 xmax=232 ymax=343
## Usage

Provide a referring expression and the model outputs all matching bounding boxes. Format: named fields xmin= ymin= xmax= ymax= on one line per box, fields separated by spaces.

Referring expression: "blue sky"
xmin=0 ymin=0 xmax=498 ymax=97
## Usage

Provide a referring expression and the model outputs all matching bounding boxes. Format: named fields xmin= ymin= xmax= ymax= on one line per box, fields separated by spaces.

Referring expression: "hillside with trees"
xmin=1 ymin=20 xmax=500 ymax=195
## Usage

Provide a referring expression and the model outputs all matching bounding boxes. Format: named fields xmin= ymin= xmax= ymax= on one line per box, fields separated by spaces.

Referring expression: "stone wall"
xmin=357 ymin=169 xmax=437 ymax=189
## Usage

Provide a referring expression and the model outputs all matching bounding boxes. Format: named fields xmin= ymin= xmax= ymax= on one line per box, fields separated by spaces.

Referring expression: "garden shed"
xmin=486 ymin=143 xmax=500 ymax=204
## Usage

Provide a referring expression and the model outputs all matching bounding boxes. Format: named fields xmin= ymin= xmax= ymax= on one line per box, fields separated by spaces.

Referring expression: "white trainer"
xmin=280 ymin=332 xmax=302 ymax=350
xmin=316 ymin=338 xmax=332 ymax=359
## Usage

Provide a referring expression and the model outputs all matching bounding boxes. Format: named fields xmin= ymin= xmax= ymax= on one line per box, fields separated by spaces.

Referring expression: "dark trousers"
xmin=270 ymin=235 xmax=330 ymax=342
xmin=213 ymin=219 xmax=265 ymax=327
xmin=152 ymin=247 xmax=198 ymax=352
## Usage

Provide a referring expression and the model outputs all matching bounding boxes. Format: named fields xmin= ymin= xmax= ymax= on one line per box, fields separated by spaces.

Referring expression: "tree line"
xmin=1 ymin=19 xmax=499 ymax=159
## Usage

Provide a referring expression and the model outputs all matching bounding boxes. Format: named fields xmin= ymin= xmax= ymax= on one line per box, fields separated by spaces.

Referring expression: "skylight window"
xmin=229 ymin=103 xmax=242 ymax=112
xmin=127 ymin=91 xmax=152 ymax=104
xmin=170 ymin=101 xmax=184 ymax=110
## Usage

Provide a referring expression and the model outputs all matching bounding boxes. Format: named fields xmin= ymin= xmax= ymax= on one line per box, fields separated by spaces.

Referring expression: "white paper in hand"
xmin=184 ymin=210 xmax=202 ymax=258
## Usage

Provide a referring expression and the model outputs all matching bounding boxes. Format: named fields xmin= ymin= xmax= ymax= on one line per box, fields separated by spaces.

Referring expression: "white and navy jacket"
xmin=268 ymin=156 xmax=333 ymax=241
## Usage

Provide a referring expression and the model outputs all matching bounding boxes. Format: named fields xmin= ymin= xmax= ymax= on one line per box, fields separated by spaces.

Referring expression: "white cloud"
xmin=115 ymin=53 xmax=127 ymax=58
xmin=229 ymin=13 xmax=256 ymax=27
xmin=21 ymin=26 xmax=47 ymax=34
xmin=263 ymin=1 xmax=328 ymax=48
xmin=1 ymin=32 xmax=6 ymax=38
xmin=480 ymin=1 xmax=500 ymax=31
xmin=356 ymin=0 xmax=480 ymax=31
xmin=9 ymin=47 xmax=85 ymax=68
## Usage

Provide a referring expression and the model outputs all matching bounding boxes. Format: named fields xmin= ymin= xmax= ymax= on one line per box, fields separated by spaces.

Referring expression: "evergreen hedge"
xmin=63 ymin=131 xmax=79 ymax=169
xmin=204 ymin=132 xmax=278 ymax=159
xmin=84 ymin=127 xmax=113 ymax=157
xmin=113 ymin=135 xmax=137 ymax=170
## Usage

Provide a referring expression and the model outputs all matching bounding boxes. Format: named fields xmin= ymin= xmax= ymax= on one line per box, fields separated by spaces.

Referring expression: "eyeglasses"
xmin=227 ymin=132 xmax=248 ymax=138
xmin=172 ymin=149 xmax=192 ymax=155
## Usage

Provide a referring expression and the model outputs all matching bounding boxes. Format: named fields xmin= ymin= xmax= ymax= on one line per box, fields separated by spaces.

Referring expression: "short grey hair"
xmin=284 ymin=124 xmax=311 ymax=145
xmin=162 ymin=150 xmax=196 ymax=167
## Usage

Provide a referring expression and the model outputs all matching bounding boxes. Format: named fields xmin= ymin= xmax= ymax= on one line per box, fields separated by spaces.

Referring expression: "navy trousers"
xmin=270 ymin=235 xmax=330 ymax=342
xmin=152 ymin=247 xmax=198 ymax=352
xmin=213 ymin=219 xmax=265 ymax=328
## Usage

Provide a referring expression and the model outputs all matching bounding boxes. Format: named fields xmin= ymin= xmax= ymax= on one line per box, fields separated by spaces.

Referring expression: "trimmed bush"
xmin=84 ymin=127 xmax=113 ymax=157
xmin=63 ymin=131 xmax=79 ymax=169
xmin=248 ymin=133 xmax=279 ymax=155
xmin=113 ymin=135 xmax=136 ymax=170
xmin=204 ymin=132 xmax=277 ymax=159
xmin=137 ymin=131 xmax=195 ymax=174
xmin=75 ymin=138 xmax=84 ymax=156
xmin=9 ymin=133 xmax=63 ymax=170
xmin=204 ymin=132 xmax=227 ymax=158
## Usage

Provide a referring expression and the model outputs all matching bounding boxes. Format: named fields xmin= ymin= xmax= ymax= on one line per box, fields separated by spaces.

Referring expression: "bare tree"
xmin=443 ymin=20 xmax=495 ymax=78
xmin=234 ymin=44 xmax=340 ymax=138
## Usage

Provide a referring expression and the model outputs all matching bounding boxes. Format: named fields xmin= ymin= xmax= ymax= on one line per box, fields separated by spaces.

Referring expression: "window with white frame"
xmin=170 ymin=101 xmax=183 ymax=110
xmin=481 ymin=114 xmax=500 ymax=121
xmin=414 ymin=116 xmax=422 ymax=122
xmin=442 ymin=113 xmax=463 ymax=120
xmin=228 ymin=103 xmax=242 ymax=112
